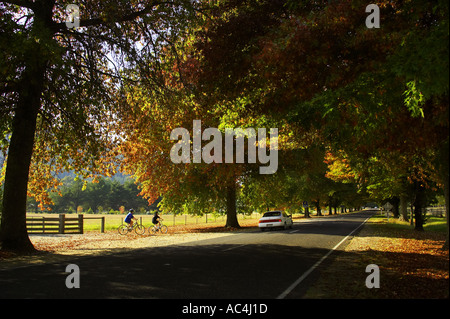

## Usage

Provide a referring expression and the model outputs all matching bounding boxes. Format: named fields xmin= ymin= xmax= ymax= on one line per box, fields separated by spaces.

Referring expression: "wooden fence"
xmin=27 ymin=214 xmax=84 ymax=234
xmin=426 ymin=206 xmax=446 ymax=217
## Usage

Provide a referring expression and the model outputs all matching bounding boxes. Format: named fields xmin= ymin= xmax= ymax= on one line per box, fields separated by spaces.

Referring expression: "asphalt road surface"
xmin=0 ymin=210 xmax=376 ymax=299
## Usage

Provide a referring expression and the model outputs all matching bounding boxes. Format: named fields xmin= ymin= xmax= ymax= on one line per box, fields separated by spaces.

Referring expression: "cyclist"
xmin=124 ymin=209 xmax=137 ymax=229
xmin=152 ymin=210 xmax=162 ymax=229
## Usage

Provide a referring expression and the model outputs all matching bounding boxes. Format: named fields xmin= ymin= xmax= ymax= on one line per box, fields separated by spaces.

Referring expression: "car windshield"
xmin=263 ymin=212 xmax=281 ymax=217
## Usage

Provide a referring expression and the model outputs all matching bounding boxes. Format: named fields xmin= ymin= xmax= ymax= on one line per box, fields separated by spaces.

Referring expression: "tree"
xmin=115 ymin=3 xmax=287 ymax=227
xmin=83 ymin=177 xmax=110 ymax=213
xmin=192 ymin=0 xmax=448 ymax=245
xmin=51 ymin=176 xmax=84 ymax=213
xmin=47 ymin=176 xmax=149 ymax=213
xmin=0 ymin=0 xmax=198 ymax=252
xmin=121 ymin=0 xmax=385 ymax=226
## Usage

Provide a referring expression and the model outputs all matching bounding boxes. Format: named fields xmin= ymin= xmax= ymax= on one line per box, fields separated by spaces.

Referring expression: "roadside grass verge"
xmin=304 ymin=214 xmax=449 ymax=299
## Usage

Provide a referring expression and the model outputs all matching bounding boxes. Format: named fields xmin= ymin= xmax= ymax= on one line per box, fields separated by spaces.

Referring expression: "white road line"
xmin=289 ymin=230 xmax=299 ymax=234
xmin=276 ymin=215 xmax=371 ymax=299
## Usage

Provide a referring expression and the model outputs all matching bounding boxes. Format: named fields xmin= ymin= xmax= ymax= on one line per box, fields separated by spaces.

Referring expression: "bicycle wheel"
xmin=135 ymin=224 xmax=146 ymax=235
xmin=160 ymin=225 xmax=168 ymax=234
xmin=118 ymin=224 xmax=129 ymax=235
xmin=149 ymin=226 xmax=157 ymax=235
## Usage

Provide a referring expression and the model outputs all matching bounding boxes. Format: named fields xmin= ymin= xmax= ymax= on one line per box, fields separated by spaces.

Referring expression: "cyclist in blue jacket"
xmin=125 ymin=209 xmax=137 ymax=229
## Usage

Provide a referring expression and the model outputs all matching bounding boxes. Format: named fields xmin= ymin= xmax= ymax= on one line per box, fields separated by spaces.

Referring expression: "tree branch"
xmin=2 ymin=0 xmax=35 ymax=10
xmin=51 ymin=1 xmax=173 ymax=32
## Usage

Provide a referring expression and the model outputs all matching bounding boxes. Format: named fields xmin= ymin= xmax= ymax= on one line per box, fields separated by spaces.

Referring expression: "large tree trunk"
xmin=328 ymin=196 xmax=333 ymax=215
xmin=225 ymin=183 xmax=240 ymax=228
xmin=0 ymin=2 xmax=53 ymax=253
xmin=315 ymin=199 xmax=322 ymax=216
xmin=391 ymin=196 xmax=400 ymax=218
xmin=304 ymin=206 xmax=310 ymax=218
xmin=437 ymin=138 xmax=449 ymax=250
xmin=0 ymin=85 xmax=42 ymax=251
xmin=443 ymin=179 xmax=449 ymax=250
xmin=0 ymin=50 xmax=47 ymax=253
xmin=413 ymin=182 xmax=425 ymax=231
xmin=399 ymin=194 xmax=409 ymax=222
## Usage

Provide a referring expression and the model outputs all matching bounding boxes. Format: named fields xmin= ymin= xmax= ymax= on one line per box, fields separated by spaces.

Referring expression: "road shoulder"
xmin=0 ymin=231 xmax=234 ymax=270
xmin=303 ymin=219 xmax=449 ymax=298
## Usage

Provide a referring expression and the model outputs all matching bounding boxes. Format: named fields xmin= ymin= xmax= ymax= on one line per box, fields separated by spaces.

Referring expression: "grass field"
xmin=369 ymin=214 xmax=448 ymax=233
xmin=27 ymin=211 xmax=447 ymax=233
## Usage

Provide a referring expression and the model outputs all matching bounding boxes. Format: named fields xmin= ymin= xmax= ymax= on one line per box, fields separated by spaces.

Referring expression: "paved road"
xmin=0 ymin=211 xmax=375 ymax=299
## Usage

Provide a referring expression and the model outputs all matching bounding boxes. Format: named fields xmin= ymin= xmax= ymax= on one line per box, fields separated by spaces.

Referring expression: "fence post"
xmin=59 ymin=214 xmax=65 ymax=234
xmin=101 ymin=217 xmax=105 ymax=233
xmin=78 ymin=214 xmax=84 ymax=234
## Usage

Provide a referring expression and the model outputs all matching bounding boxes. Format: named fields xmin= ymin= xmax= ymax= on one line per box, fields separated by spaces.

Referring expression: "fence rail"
xmin=27 ymin=214 xmax=84 ymax=234
xmin=426 ymin=206 xmax=446 ymax=217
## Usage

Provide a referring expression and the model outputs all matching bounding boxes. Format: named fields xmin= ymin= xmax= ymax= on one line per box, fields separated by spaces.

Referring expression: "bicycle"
xmin=118 ymin=220 xmax=146 ymax=235
xmin=148 ymin=219 xmax=168 ymax=235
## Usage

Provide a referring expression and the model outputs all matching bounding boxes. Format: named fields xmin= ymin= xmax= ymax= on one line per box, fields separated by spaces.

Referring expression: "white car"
xmin=258 ymin=211 xmax=293 ymax=231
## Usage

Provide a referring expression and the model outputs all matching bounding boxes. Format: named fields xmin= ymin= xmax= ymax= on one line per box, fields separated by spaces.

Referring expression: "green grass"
xmin=369 ymin=214 xmax=447 ymax=233
xmin=423 ymin=216 xmax=448 ymax=232
xmin=27 ymin=212 xmax=447 ymax=233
